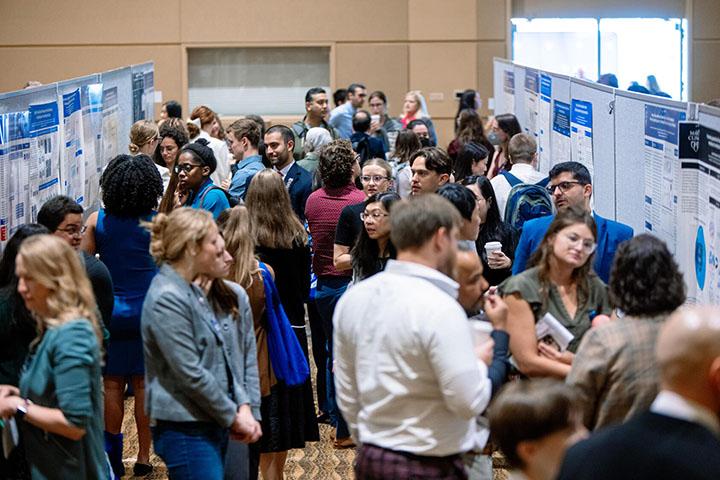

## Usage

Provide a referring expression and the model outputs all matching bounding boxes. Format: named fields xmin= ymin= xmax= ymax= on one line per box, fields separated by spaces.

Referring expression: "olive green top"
xmin=19 ymin=319 xmax=107 ymax=479
xmin=499 ymin=267 xmax=611 ymax=352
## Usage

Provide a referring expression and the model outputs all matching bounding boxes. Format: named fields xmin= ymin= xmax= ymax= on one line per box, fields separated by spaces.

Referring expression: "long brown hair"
xmin=529 ymin=205 xmax=597 ymax=307
xmin=456 ymin=109 xmax=490 ymax=147
xmin=218 ymin=206 xmax=260 ymax=289
xmin=245 ymin=169 xmax=308 ymax=249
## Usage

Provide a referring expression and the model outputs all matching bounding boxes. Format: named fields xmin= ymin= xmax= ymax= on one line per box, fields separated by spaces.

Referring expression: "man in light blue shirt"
xmin=329 ymin=83 xmax=366 ymax=139
xmin=225 ymin=118 xmax=264 ymax=200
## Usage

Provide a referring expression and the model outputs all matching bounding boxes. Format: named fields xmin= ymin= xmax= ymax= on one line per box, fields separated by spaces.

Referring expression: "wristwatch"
xmin=15 ymin=398 xmax=31 ymax=420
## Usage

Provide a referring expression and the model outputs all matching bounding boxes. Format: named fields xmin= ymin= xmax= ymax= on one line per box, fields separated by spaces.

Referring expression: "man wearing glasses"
xmin=513 ymin=161 xmax=633 ymax=283
xmin=36 ymin=195 xmax=114 ymax=330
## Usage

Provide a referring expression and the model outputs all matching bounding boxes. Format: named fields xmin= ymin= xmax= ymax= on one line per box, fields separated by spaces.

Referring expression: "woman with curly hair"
xmin=350 ymin=192 xmax=400 ymax=282
xmin=447 ymin=109 xmax=494 ymax=165
xmin=567 ymin=234 xmax=686 ymax=430
xmin=81 ymin=153 xmax=163 ymax=477
xmin=152 ymin=117 xmax=189 ymax=194
xmin=188 ymin=105 xmax=231 ymax=186
xmin=499 ymin=206 xmax=611 ymax=379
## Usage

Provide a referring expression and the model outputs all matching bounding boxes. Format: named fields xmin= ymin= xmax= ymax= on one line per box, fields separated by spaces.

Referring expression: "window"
xmin=187 ymin=47 xmax=330 ymax=116
xmin=512 ymin=18 xmax=687 ymax=100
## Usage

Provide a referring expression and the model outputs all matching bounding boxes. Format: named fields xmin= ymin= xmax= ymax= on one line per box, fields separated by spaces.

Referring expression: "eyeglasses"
xmin=360 ymin=175 xmax=389 ymax=183
xmin=546 ymin=181 xmax=583 ymax=194
xmin=360 ymin=211 xmax=389 ymax=221
xmin=174 ymin=163 xmax=202 ymax=174
xmin=562 ymin=233 xmax=596 ymax=254
xmin=56 ymin=225 xmax=87 ymax=237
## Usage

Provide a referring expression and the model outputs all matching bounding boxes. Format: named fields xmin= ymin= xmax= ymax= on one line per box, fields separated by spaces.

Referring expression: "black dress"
xmin=476 ymin=221 xmax=518 ymax=287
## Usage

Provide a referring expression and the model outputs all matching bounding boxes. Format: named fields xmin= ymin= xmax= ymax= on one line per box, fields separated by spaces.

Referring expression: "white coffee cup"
xmin=371 ymin=114 xmax=381 ymax=124
xmin=484 ymin=241 xmax=502 ymax=258
xmin=470 ymin=320 xmax=494 ymax=347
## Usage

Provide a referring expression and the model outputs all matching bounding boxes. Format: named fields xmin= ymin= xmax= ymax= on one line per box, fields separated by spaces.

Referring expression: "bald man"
xmin=557 ymin=306 xmax=720 ymax=480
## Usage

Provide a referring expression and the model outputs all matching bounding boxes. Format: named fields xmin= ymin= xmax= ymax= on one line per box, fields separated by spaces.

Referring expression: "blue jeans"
xmin=152 ymin=421 xmax=229 ymax=480
xmin=315 ymin=276 xmax=351 ymax=439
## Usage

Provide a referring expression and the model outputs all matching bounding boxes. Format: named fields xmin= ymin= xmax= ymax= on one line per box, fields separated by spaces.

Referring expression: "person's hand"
xmin=474 ymin=338 xmax=495 ymax=366
xmin=193 ymin=275 xmax=212 ymax=293
xmin=0 ymin=385 xmax=19 ymax=398
xmin=220 ymin=178 xmax=231 ymax=191
xmin=369 ymin=120 xmax=381 ymax=134
xmin=488 ymin=251 xmax=511 ymax=270
xmin=538 ymin=342 xmax=574 ymax=365
xmin=174 ymin=188 xmax=188 ymax=208
xmin=483 ymin=293 xmax=508 ymax=331
xmin=592 ymin=314 xmax=612 ymax=328
xmin=0 ymin=395 xmax=23 ymax=418
xmin=231 ymin=404 xmax=262 ymax=444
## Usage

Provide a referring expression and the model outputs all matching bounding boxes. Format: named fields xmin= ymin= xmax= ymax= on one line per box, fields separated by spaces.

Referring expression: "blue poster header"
xmin=503 ymin=71 xmax=515 ymax=93
xmin=571 ymin=100 xmax=593 ymax=129
xmin=644 ymin=105 xmax=686 ymax=146
xmin=62 ymin=89 xmax=81 ymax=118
xmin=29 ymin=101 xmax=59 ymax=136
xmin=540 ymin=73 xmax=552 ymax=100
xmin=553 ymin=101 xmax=571 ymax=138
xmin=525 ymin=69 xmax=538 ymax=93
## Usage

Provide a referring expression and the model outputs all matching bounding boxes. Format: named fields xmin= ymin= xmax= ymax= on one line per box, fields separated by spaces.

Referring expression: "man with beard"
xmin=334 ymin=195 xmax=494 ymax=480
xmin=291 ymin=87 xmax=337 ymax=160
xmin=263 ymin=125 xmax=313 ymax=221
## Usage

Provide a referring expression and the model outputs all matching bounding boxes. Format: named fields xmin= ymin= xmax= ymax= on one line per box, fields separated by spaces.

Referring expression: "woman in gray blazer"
xmin=142 ymin=208 xmax=261 ymax=480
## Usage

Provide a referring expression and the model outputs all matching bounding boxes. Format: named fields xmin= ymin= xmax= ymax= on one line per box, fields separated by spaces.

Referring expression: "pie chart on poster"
xmin=696 ymin=226 xmax=706 ymax=290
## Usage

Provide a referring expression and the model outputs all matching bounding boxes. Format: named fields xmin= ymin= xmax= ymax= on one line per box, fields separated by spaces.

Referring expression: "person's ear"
xmin=584 ymin=183 xmax=593 ymax=199
xmin=439 ymin=173 xmax=450 ymax=186
xmin=287 ymin=139 xmax=295 ymax=152
xmin=709 ymin=357 xmax=720 ymax=399
xmin=202 ymin=165 xmax=211 ymax=177
xmin=516 ymin=440 xmax=538 ymax=467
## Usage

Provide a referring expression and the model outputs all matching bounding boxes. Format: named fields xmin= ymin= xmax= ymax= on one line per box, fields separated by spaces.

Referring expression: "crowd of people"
xmin=0 ymin=82 xmax=718 ymax=480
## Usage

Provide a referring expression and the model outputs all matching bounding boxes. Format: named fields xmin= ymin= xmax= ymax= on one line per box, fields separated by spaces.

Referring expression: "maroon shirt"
xmin=305 ymin=184 xmax=365 ymax=277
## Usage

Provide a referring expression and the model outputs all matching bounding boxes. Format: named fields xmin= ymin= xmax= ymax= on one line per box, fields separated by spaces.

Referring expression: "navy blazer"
xmin=512 ymin=212 xmax=633 ymax=283
xmin=285 ymin=162 xmax=313 ymax=222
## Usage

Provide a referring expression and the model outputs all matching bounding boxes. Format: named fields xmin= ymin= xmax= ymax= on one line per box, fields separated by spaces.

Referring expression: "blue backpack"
xmin=502 ymin=172 xmax=552 ymax=231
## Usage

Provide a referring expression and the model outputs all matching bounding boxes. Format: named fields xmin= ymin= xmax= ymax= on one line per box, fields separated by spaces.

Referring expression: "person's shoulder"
xmin=522 ymin=214 xmax=553 ymax=233
xmin=499 ymin=268 xmax=540 ymax=296
xmin=594 ymin=213 xmax=634 ymax=238
xmin=223 ymin=279 xmax=251 ymax=304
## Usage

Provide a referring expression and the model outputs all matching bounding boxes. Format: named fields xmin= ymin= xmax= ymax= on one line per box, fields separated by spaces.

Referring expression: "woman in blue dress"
xmin=82 ymin=153 xmax=164 ymax=477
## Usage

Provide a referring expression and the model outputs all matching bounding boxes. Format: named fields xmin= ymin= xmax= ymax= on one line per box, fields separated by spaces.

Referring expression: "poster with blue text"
xmin=60 ymin=89 xmax=86 ymax=206
xmin=28 ymin=101 xmax=61 ymax=221
xmin=537 ymin=74 xmax=552 ymax=174
xmin=6 ymin=111 xmax=31 ymax=236
xmin=570 ymin=100 xmax=594 ymax=175
xmin=552 ymin=100 xmax=571 ymax=166
xmin=0 ymin=114 xmax=8 ymax=245
xmin=81 ymin=83 xmax=104 ymax=211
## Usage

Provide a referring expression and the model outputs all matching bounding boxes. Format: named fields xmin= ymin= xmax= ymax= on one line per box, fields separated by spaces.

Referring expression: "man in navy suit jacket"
xmin=557 ymin=306 xmax=720 ymax=480
xmin=512 ymin=161 xmax=633 ymax=283
xmin=264 ymin=125 xmax=313 ymax=221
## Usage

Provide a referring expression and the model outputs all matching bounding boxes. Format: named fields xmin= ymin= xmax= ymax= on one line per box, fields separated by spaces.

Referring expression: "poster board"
xmin=131 ymin=62 xmax=155 ymax=122
xmin=492 ymin=57 xmax=516 ymax=116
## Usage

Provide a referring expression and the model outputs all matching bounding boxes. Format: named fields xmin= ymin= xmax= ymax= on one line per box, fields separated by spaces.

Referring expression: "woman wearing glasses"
xmin=350 ymin=192 xmax=400 ymax=282
xmin=498 ymin=206 xmax=610 ymax=379
xmin=175 ymin=138 xmax=230 ymax=219
xmin=333 ymin=158 xmax=393 ymax=272
xmin=82 ymin=154 xmax=163 ymax=477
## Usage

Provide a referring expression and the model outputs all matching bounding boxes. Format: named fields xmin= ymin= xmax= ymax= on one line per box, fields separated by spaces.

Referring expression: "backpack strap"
xmin=291 ymin=123 xmax=307 ymax=139
xmin=535 ymin=176 xmax=550 ymax=188
xmin=502 ymin=171 xmax=522 ymax=187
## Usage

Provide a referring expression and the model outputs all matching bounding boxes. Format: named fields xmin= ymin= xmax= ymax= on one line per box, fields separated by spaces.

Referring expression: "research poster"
xmin=524 ymin=69 xmax=538 ymax=139
xmin=552 ymin=100 xmax=572 ymax=166
xmin=81 ymin=83 xmax=104 ymax=211
xmin=143 ymin=71 xmax=154 ymax=122
xmin=6 ymin=111 xmax=31 ymax=236
xmin=537 ymin=74 xmax=552 ymax=174
xmin=132 ymin=71 xmax=145 ymax=122
xmin=60 ymin=89 xmax=86 ymax=207
xmin=503 ymin=70 xmax=515 ymax=115
xmin=570 ymin=100 xmax=594 ymax=175
xmin=28 ymin=101 xmax=61 ymax=222
xmin=643 ymin=105 xmax=686 ymax=252
xmin=102 ymin=86 xmax=120 ymax=165
xmin=0 ymin=114 xmax=8 ymax=244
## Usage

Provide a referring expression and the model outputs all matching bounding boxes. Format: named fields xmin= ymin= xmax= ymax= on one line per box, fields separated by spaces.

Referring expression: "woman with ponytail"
xmin=142 ymin=208 xmax=261 ymax=479
xmin=128 ymin=120 xmax=159 ymax=156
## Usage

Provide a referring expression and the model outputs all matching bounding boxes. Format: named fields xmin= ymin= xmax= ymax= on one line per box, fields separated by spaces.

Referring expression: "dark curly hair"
xmin=318 ymin=139 xmax=356 ymax=188
xmin=101 ymin=154 xmax=163 ymax=217
xmin=609 ymin=234 xmax=686 ymax=316
xmin=153 ymin=118 xmax=189 ymax=168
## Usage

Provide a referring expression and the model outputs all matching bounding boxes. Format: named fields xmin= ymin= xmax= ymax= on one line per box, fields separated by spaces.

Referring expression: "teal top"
xmin=19 ymin=319 xmax=107 ymax=479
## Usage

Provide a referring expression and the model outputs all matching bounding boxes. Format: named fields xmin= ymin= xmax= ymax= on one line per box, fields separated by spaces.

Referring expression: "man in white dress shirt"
xmin=333 ymin=194 xmax=494 ymax=480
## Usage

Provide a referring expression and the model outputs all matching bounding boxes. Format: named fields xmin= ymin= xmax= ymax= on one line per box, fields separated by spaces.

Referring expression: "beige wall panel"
xmin=179 ymin=0 xmax=407 ymax=43
xmin=433 ymin=118 xmax=457 ymax=151
xmin=692 ymin=41 xmax=720 ymax=102
xmin=477 ymin=41 xmax=507 ymax=116
xmin=477 ymin=0 xmax=508 ymax=41
xmin=692 ymin=0 xmax=720 ymax=40
xmin=409 ymin=42 xmax=477 ymax=119
xmin=408 ymin=0 xmax=477 ymax=40
xmin=335 ymin=44 xmax=409 ymax=117
xmin=0 ymin=46 xmax=183 ymax=107
xmin=0 ymin=0 xmax=181 ymax=45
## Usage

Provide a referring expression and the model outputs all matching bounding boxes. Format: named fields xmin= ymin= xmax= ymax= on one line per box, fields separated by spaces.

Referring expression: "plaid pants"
xmin=355 ymin=444 xmax=468 ymax=480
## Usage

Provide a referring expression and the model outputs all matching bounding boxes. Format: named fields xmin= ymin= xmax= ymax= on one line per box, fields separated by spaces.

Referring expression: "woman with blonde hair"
xmin=188 ymin=105 xmax=231 ymax=186
xmin=398 ymin=90 xmax=437 ymax=145
xmin=243 ymin=170 xmax=320 ymax=477
xmin=0 ymin=235 xmax=108 ymax=479
xmin=128 ymin=120 xmax=159 ymax=156
xmin=142 ymin=208 xmax=261 ymax=479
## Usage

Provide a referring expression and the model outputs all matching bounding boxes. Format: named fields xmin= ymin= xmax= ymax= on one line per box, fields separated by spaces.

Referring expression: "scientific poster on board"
xmin=537 ymin=74 xmax=552 ymax=174
xmin=102 ymin=86 xmax=120 ymax=165
xmin=552 ymin=100 xmax=571 ymax=166
xmin=143 ymin=71 xmax=154 ymax=122
xmin=81 ymin=83 xmax=104 ymax=211
xmin=0 ymin=114 xmax=8 ymax=245
xmin=28 ymin=101 xmax=61 ymax=222
xmin=642 ymin=105 xmax=686 ymax=252
xmin=6 ymin=111 xmax=31 ymax=236
xmin=570 ymin=100 xmax=594 ymax=175
xmin=60 ymin=89 xmax=86 ymax=207
xmin=132 ymin=71 xmax=145 ymax=122
xmin=503 ymin=70 xmax=515 ymax=115
xmin=524 ymin=69 xmax=538 ymax=140
xmin=677 ymin=122 xmax=702 ymax=303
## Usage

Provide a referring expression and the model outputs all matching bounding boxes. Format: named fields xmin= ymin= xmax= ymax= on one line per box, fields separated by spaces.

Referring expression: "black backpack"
xmin=352 ymin=135 xmax=372 ymax=166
